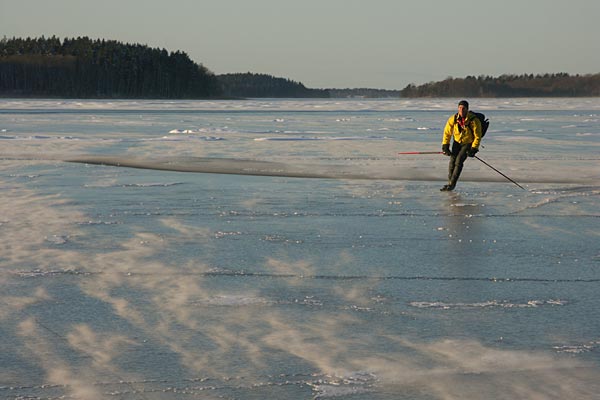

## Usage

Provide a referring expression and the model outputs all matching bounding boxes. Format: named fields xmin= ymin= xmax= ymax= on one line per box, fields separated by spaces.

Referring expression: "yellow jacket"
xmin=442 ymin=111 xmax=482 ymax=149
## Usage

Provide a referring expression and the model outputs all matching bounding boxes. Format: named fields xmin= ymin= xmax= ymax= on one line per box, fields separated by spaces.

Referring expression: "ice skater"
xmin=440 ymin=100 xmax=482 ymax=191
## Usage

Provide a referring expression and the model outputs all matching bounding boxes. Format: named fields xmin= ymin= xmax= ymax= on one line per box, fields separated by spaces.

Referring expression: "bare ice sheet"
xmin=1 ymin=98 xmax=599 ymax=399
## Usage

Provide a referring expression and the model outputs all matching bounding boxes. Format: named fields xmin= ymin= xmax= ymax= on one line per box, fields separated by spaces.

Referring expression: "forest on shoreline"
xmin=399 ymin=73 xmax=600 ymax=97
xmin=1 ymin=36 xmax=599 ymax=99
xmin=0 ymin=36 xmax=221 ymax=99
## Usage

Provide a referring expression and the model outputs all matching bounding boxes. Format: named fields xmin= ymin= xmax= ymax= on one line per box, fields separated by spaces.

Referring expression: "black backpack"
xmin=472 ymin=111 xmax=489 ymax=137
xmin=455 ymin=111 xmax=489 ymax=137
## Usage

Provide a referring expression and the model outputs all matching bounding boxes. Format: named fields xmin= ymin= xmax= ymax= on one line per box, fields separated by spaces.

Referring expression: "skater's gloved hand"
xmin=467 ymin=147 xmax=479 ymax=157
xmin=442 ymin=144 xmax=451 ymax=156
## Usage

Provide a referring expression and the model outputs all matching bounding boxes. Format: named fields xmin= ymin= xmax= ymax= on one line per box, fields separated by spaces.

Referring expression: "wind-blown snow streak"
xmin=63 ymin=155 xmax=598 ymax=184
xmin=65 ymin=155 xmax=409 ymax=180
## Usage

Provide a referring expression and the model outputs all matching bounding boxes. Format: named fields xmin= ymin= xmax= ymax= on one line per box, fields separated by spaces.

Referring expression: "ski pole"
xmin=474 ymin=156 xmax=527 ymax=190
xmin=397 ymin=151 xmax=443 ymax=155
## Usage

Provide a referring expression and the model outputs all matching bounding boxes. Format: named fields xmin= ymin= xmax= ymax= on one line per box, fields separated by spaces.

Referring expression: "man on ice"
xmin=440 ymin=100 xmax=482 ymax=191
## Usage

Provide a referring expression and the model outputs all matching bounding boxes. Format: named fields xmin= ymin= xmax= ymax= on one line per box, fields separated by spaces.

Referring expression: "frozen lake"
xmin=1 ymin=98 xmax=599 ymax=399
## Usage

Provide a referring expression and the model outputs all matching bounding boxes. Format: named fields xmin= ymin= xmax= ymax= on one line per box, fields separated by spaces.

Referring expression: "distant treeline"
xmin=400 ymin=73 xmax=600 ymax=97
xmin=218 ymin=73 xmax=328 ymax=98
xmin=2 ymin=36 xmax=599 ymax=99
xmin=0 ymin=36 xmax=329 ymax=99
xmin=0 ymin=36 xmax=222 ymax=98
xmin=327 ymin=88 xmax=400 ymax=98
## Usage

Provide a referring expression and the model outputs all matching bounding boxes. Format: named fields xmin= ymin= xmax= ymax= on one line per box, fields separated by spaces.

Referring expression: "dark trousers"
xmin=448 ymin=141 xmax=471 ymax=186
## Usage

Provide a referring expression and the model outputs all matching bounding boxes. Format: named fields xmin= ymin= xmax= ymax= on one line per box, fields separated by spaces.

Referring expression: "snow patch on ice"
xmin=553 ymin=341 xmax=600 ymax=354
xmin=309 ymin=372 xmax=377 ymax=399
xmin=410 ymin=299 xmax=568 ymax=309
xmin=45 ymin=234 xmax=70 ymax=245
xmin=119 ymin=182 xmax=185 ymax=188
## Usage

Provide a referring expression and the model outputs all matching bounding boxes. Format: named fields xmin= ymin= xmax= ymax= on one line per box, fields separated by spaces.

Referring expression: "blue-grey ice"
xmin=1 ymin=98 xmax=599 ymax=399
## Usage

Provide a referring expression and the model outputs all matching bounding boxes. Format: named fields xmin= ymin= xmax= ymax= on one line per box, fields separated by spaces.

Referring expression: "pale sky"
xmin=1 ymin=0 xmax=599 ymax=89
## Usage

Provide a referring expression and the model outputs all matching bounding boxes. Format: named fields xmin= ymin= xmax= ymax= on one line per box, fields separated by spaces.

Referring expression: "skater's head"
xmin=458 ymin=100 xmax=469 ymax=118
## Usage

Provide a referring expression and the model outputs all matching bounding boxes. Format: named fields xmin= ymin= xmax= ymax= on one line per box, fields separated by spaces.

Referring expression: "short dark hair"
xmin=458 ymin=100 xmax=469 ymax=109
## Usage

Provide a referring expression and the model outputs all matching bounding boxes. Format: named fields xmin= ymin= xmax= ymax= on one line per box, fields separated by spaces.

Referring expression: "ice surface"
xmin=254 ymin=135 xmax=390 ymax=141
xmin=1 ymin=98 xmax=599 ymax=399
